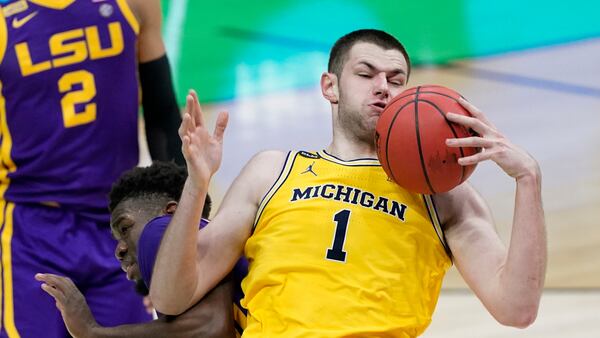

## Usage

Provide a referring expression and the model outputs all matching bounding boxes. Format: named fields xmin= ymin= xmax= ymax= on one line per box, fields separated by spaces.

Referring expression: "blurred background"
xmin=144 ymin=0 xmax=600 ymax=336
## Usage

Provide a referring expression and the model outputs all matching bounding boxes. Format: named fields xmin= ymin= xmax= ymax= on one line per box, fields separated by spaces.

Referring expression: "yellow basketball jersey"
xmin=241 ymin=150 xmax=452 ymax=338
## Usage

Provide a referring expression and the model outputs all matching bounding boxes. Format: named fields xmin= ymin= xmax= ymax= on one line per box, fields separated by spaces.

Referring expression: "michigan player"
xmin=36 ymin=162 xmax=248 ymax=338
xmin=152 ymin=29 xmax=546 ymax=337
xmin=0 ymin=0 xmax=183 ymax=336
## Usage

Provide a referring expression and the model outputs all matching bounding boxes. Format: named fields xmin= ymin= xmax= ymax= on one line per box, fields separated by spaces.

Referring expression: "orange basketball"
xmin=375 ymin=85 xmax=479 ymax=194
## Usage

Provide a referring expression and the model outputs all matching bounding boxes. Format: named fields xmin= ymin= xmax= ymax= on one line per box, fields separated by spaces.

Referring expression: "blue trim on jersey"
xmin=319 ymin=150 xmax=380 ymax=167
xmin=252 ymin=151 xmax=297 ymax=232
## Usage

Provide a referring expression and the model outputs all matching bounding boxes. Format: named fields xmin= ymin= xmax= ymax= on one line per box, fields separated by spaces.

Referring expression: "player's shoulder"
xmin=125 ymin=0 xmax=160 ymax=23
xmin=237 ymin=150 xmax=286 ymax=177
xmin=433 ymin=181 xmax=487 ymax=228
xmin=245 ymin=149 xmax=317 ymax=174
xmin=249 ymin=150 xmax=289 ymax=164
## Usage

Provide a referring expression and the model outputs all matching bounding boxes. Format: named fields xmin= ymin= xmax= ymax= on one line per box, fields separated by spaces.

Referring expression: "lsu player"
xmin=152 ymin=29 xmax=546 ymax=337
xmin=36 ymin=162 xmax=248 ymax=338
xmin=0 ymin=0 xmax=183 ymax=336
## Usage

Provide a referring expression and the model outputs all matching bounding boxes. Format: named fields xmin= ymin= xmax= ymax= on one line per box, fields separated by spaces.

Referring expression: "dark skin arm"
xmin=129 ymin=0 xmax=184 ymax=164
xmin=35 ymin=273 xmax=236 ymax=338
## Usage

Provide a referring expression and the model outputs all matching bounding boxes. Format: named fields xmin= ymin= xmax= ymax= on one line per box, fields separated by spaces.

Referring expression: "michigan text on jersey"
xmin=290 ymin=184 xmax=408 ymax=221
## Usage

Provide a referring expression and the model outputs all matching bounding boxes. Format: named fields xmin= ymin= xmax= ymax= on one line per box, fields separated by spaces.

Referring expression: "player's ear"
xmin=164 ymin=201 xmax=178 ymax=215
xmin=321 ymin=72 xmax=339 ymax=104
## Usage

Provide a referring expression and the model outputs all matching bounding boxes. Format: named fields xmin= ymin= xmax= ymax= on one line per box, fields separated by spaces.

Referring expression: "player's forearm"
xmin=88 ymin=321 xmax=171 ymax=338
xmin=498 ymin=169 xmax=546 ymax=326
xmin=87 ymin=318 xmax=229 ymax=338
xmin=140 ymin=55 xmax=184 ymax=165
xmin=151 ymin=178 xmax=207 ymax=315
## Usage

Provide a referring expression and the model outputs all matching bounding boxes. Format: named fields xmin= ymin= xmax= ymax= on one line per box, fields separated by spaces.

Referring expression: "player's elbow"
xmin=150 ymin=290 xmax=189 ymax=316
xmin=494 ymin=304 xmax=539 ymax=328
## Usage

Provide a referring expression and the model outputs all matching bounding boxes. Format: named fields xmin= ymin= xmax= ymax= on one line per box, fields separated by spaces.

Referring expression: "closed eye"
xmin=119 ymin=224 xmax=131 ymax=236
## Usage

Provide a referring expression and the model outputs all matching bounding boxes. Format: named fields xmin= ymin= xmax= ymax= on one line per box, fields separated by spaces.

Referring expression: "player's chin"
xmin=134 ymin=278 xmax=150 ymax=296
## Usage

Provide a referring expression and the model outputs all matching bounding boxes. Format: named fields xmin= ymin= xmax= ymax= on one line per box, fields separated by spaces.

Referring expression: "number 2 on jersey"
xmin=326 ymin=209 xmax=351 ymax=262
xmin=58 ymin=70 xmax=97 ymax=128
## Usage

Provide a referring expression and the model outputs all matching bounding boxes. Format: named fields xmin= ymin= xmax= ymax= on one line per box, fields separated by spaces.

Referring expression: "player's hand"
xmin=445 ymin=97 xmax=540 ymax=180
xmin=178 ymin=90 xmax=229 ymax=187
xmin=35 ymin=273 xmax=99 ymax=338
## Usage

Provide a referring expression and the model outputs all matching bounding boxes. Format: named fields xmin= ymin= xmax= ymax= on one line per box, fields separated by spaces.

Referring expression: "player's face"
xmin=337 ymin=42 xmax=408 ymax=142
xmin=110 ymin=198 xmax=156 ymax=283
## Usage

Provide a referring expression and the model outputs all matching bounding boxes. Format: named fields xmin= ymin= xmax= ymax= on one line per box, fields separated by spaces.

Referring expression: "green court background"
xmin=160 ymin=0 xmax=600 ymax=103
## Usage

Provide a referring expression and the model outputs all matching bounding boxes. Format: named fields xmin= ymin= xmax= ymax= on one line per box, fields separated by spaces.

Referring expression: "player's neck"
xmin=326 ymin=137 xmax=377 ymax=161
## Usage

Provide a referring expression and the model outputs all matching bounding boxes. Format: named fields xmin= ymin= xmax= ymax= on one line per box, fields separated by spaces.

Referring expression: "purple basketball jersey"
xmin=0 ymin=0 xmax=139 ymax=213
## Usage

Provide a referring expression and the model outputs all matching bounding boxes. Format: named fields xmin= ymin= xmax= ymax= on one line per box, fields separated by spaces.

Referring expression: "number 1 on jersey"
xmin=326 ymin=209 xmax=351 ymax=262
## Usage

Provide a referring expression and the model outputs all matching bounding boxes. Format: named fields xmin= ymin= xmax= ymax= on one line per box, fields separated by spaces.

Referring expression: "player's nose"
xmin=372 ymin=72 xmax=390 ymax=98
xmin=114 ymin=241 xmax=127 ymax=261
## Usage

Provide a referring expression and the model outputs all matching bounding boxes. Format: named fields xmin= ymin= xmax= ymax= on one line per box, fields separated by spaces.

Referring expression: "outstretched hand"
xmin=445 ymin=97 xmax=539 ymax=180
xmin=178 ymin=90 xmax=229 ymax=187
xmin=35 ymin=273 xmax=98 ymax=338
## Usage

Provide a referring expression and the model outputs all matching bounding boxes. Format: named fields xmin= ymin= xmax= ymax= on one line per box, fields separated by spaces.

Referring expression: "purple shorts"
xmin=0 ymin=201 xmax=151 ymax=338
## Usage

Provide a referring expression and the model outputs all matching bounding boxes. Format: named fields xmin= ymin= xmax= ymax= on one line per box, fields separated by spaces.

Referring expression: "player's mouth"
xmin=369 ymin=101 xmax=387 ymax=114
xmin=122 ymin=263 xmax=137 ymax=280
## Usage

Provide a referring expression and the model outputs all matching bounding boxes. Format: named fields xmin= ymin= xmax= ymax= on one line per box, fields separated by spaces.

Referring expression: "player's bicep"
xmin=129 ymin=0 xmax=166 ymax=62
xmin=195 ymin=151 xmax=287 ymax=290
xmin=440 ymin=184 xmax=507 ymax=296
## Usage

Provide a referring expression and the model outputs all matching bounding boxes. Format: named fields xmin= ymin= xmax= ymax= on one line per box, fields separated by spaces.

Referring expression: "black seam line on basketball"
xmin=384 ymin=99 xmax=417 ymax=184
xmin=388 ymin=90 xmax=463 ymax=107
xmin=418 ymin=98 xmax=466 ymax=183
xmin=421 ymin=195 xmax=452 ymax=258
xmin=319 ymin=150 xmax=379 ymax=167
xmin=415 ymin=86 xmax=436 ymax=194
xmin=251 ymin=151 xmax=297 ymax=233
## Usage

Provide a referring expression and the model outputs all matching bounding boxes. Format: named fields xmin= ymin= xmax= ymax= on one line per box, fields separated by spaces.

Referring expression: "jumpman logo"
xmin=301 ymin=161 xmax=317 ymax=176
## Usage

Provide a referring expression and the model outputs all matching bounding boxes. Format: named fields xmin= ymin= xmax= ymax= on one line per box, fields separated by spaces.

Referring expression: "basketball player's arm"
xmin=35 ymin=273 xmax=237 ymax=338
xmin=438 ymin=98 xmax=546 ymax=328
xmin=129 ymin=0 xmax=184 ymax=164
xmin=150 ymin=91 xmax=285 ymax=315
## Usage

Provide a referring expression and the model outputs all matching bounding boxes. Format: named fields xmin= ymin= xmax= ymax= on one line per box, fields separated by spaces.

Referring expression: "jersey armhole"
xmin=115 ymin=0 xmax=140 ymax=35
xmin=423 ymin=194 xmax=451 ymax=259
xmin=252 ymin=151 xmax=297 ymax=231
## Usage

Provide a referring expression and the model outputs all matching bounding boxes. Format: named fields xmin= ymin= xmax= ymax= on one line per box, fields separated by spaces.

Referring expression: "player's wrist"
xmin=184 ymin=175 xmax=211 ymax=196
xmin=514 ymin=164 xmax=541 ymax=187
xmin=81 ymin=321 xmax=102 ymax=338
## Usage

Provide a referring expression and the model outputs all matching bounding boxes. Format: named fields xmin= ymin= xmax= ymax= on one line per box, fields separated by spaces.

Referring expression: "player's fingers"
xmin=36 ymin=273 xmax=71 ymax=292
xmin=179 ymin=113 xmax=194 ymax=139
xmin=446 ymin=136 xmax=494 ymax=149
xmin=189 ymin=89 xmax=205 ymax=127
xmin=182 ymin=135 xmax=194 ymax=159
xmin=446 ymin=112 xmax=492 ymax=135
xmin=40 ymin=283 xmax=65 ymax=302
xmin=457 ymin=149 xmax=495 ymax=166
xmin=458 ymin=97 xmax=495 ymax=128
xmin=183 ymin=93 xmax=195 ymax=126
xmin=213 ymin=111 xmax=229 ymax=143
xmin=60 ymin=275 xmax=79 ymax=294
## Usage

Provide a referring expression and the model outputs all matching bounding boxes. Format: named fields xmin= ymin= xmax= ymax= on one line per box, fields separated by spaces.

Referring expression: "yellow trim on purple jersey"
xmin=0 ymin=8 xmax=6 ymax=65
xmin=0 ymin=81 xmax=15 ymax=200
xmin=115 ymin=0 xmax=139 ymax=35
xmin=1 ymin=201 xmax=19 ymax=337
xmin=27 ymin=0 xmax=75 ymax=10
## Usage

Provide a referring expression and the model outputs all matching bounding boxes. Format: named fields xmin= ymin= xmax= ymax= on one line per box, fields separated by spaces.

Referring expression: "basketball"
xmin=375 ymin=85 xmax=479 ymax=194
